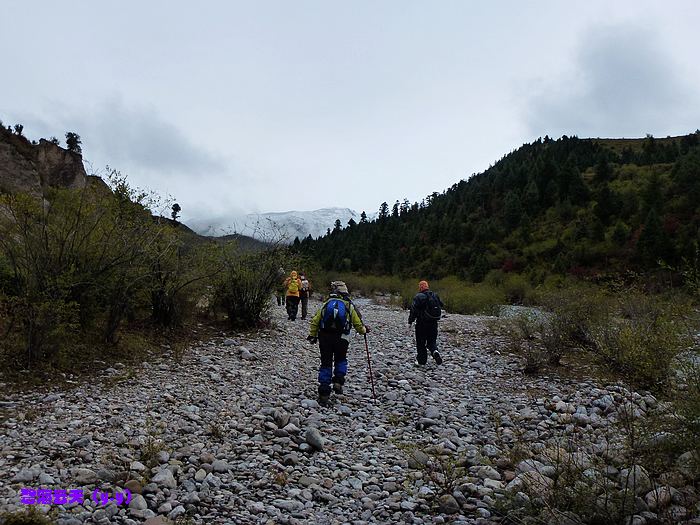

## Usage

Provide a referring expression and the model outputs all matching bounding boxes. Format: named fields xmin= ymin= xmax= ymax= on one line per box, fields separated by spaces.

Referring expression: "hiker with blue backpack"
xmin=307 ymin=281 xmax=370 ymax=404
xmin=408 ymin=280 xmax=444 ymax=366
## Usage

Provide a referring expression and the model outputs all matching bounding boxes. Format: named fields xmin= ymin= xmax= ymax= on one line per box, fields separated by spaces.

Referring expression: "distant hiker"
xmin=307 ymin=281 xmax=370 ymax=404
xmin=408 ymin=280 xmax=444 ymax=366
xmin=276 ymin=267 xmax=286 ymax=306
xmin=299 ymin=273 xmax=313 ymax=320
xmin=284 ymin=270 xmax=302 ymax=320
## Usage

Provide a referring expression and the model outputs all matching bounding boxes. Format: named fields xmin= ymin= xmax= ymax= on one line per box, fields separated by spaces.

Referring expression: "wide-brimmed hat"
xmin=330 ymin=280 xmax=349 ymax=294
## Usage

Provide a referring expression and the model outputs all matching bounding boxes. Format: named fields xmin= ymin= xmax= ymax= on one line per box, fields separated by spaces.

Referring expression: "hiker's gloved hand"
xmin=364 ymin=325 xmax=371 ymax=334
xmin=307 ymin=335 xmax=318 ymax=344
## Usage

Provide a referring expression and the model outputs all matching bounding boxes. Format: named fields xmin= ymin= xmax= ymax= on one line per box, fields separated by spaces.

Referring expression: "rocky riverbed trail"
xmin=1 ymin=299 xmax=698 ymax=525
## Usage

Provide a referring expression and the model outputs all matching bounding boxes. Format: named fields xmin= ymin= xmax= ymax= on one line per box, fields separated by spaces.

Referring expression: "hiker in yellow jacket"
xmin=307 ymin=281 xmax=370 ymax=404
xmin=284 ymin=270 xmax=302 ymax=320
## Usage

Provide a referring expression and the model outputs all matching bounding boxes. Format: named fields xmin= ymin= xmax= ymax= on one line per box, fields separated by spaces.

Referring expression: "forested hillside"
xmin=301 ymin=132 xmax=700 ymax=282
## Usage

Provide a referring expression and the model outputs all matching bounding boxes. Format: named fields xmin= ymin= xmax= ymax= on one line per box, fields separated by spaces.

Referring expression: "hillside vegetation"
xmin=302 ymin=132 xmax=700 ymax=285
xmin=0 ymin=123 xmax=286 ymax=376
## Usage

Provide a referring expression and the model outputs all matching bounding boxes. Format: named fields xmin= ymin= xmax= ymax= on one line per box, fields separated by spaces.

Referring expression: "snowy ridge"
xmin=187 ymin=207 xmax=372 ymax=242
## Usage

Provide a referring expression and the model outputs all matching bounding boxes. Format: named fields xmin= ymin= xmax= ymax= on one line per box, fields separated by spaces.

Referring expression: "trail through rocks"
xmin=1 ymin=299 xmax=696 ymax=524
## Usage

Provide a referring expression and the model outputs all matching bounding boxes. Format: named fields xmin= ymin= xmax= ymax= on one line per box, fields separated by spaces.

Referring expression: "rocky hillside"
xmin=1 ymin=300 xmax=696 ymax=524
xmin=0 ymin=127 xmax=91 ymax=197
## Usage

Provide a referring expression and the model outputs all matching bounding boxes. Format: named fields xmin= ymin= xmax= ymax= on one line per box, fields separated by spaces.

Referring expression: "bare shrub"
xmin=501 ymin=313 xmax=544 ymax=373
xmin=213 ymin=245 xmax=284 ymax=328
xmin=148 ymin=228 xmax=221 ymax=327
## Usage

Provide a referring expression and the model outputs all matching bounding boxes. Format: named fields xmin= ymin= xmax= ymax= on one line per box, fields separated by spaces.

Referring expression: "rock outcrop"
xmin=0 ymin=127 xmax=88 ymax=198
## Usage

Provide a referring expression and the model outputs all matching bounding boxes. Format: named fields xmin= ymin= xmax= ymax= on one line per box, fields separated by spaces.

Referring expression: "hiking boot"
xmin=432 ymin=350 xmax=443 ymax=365
xmin=414 ymin=360 xmax=425 ymax=367
xmin=318 ymin=393 xmax=330 ymax=405
xmin=332 ymin=382 xmax=343 ymax=394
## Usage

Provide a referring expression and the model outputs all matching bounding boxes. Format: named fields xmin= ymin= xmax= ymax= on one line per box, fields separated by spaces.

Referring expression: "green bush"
xmin=502 ymin=274 xmax=532 ymax=305
xmin=590 ymin=293 xmax=692 ymax=389
xmin=437 ymin=282 xmax=504 ymax=315
xmin=500 ymin=286 xmax=612 ymax=370
xmin=307 ymin=272 xmax=537 ymax=315
xmin=535 ymin=285 xmax=608 ymax=348
xmin=484 ymin=269 xmax=506 ymax=287
xmin=0 ymin=172 xmax=218 ymax=370
xmin=332 ymin=273 xmax=407 ymax=297
xmin=1 ymin=508 xmax=56 ymax=525
xmin=669 ymin=357 xmax=700 ymax=469
xmin=0 ymin=179 xmax=159 ymax=355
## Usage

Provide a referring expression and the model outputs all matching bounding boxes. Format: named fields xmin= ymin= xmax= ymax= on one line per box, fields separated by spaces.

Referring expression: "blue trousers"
xmin=318 ymin=332 xmax=349 ymax=395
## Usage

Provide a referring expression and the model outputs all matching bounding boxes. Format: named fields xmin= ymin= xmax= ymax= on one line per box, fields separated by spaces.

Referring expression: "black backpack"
xmin=422 ymin=291 xmax=442 ymax=320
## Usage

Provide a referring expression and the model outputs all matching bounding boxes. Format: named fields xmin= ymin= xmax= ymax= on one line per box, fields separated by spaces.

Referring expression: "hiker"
xmin=299 ymin=272 xmax=313 ymax=320
xmin=284 ymin=270 xmax=302 ymax=320
xmin=408 ymin=280 xmax=444 ymax=366
xmin=307 ymin=281 xmax=370 ymax=404
xmin=276 ymin=267 xmax=286 ymax=306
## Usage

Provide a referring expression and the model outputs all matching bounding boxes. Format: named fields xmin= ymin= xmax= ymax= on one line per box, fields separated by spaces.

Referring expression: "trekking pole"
xmin=363 ymin=334 xmax=377 ymax=401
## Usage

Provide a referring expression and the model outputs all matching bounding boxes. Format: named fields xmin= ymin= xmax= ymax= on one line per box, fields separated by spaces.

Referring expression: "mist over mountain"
xmin=187 ymin=207 xmax=374 ymax=243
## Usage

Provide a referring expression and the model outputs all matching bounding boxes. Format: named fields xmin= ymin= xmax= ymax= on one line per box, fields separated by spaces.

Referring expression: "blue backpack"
xmin=320 ymin=298 xmax=351 ymax=334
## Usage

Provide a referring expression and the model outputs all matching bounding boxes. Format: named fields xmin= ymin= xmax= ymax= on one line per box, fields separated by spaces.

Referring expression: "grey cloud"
xmin=82 ymin=99 xmax=224 ymax=174
xmin=2 ymin=100 xmax=247 ymax=220
xmin=3 ymin=100 xmax=224 ymax=174
xmin=526 ymin=26 xmax=700 ymax=138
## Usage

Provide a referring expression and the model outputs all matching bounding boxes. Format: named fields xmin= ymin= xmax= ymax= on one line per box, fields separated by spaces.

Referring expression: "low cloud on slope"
xmin=4 ymin=98 xmax=247 ymax=220
xmin=525 ymin=25 xmax=700 ymax=138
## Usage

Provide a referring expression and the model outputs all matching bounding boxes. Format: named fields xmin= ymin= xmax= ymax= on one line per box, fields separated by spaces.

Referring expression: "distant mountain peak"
xmin=187 ymin=207 xmax=368 ymax=242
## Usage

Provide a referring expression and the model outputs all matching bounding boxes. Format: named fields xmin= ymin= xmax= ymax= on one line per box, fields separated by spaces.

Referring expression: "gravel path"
xmin=1 ymin=298 xmax=697 ymax=524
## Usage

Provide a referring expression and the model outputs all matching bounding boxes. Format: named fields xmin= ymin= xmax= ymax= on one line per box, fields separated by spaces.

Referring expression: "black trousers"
xmin=415 ymin=321 xmax=438 ymax=364
xmin=318 ymin=332 xmax=349 ymax=395
xmin=286 ymin=296 xmax=300 ymax=319
xmin=300 ymin=295 xmax=309 ymax=319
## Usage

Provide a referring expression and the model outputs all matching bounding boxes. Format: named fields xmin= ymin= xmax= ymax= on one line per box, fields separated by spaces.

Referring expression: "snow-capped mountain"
xmin=187 ymin=207 xmax=370 ymax=242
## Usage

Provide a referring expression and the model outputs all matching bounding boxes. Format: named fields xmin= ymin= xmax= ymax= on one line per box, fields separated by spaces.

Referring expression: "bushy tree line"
xmin=301 ymin=132 xmax=700 ymax=285
xmin=0 ymin=173 xmax=285 ymax=371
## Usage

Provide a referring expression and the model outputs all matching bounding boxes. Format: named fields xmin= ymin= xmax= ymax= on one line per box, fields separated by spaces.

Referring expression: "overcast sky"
xmin=2 ymin=1 xmax=699 ymax=222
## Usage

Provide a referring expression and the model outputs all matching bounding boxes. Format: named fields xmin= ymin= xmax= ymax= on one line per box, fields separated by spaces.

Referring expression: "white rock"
xmin=72 ymin=468 xmax=97 ymax=484
xmin=152 ymin=469 xmax=177 ymax=489
xmin=129 ymin=494 xmax=147 ymax=510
